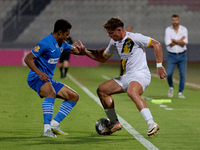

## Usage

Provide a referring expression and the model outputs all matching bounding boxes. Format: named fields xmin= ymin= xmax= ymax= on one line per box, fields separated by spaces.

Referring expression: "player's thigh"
xmin=40 ymin=81 xmax=56 ymax=98
xmin=57 ymin=85 xmax=79 ymax=102
xmin=97 ymin=79 xmax=124 ymax=95
xmin=127 ymin=81 xmax=144 ymax=96
xmin=127 ymin=73 xmax=150 ymax=95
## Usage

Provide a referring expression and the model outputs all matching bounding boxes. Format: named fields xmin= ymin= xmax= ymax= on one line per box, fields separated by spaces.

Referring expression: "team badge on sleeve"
xmin=34 ymin=45 xmax=40 ymax=52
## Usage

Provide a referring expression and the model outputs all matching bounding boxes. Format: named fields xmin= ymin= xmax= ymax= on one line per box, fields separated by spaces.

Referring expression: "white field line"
xmin=68 ymin=74 xmax=159 ymax=150
xmin=151 ymin=73 xmax=200 ymax=89
xmin=165 ymin=108 xmax=174 ymax=110
xmin=160 ymin=105 xmax=167 ymax=107
xmin=102 ymin=75 xmax=111 ymax=80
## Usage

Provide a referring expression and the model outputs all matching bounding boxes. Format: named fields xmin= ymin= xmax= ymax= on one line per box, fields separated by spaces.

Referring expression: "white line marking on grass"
xmin=175 ymin=109 xmax=200 ymax=111
xmin=142 ymin=96 xmax=152 ymax=101
xmin=102 ymin=75 xmax=112 ymax=80
xmin=160 ymin=105 xmax=167 ymax=107
xmin=68 ymin=74 xmax=159 ymax=150
xmin=165 ymin=108 xmax=174 ymax=110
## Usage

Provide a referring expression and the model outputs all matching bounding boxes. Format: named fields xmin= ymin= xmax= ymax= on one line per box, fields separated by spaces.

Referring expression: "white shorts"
xmin=113 ymin=72 xmax=151 ymax=92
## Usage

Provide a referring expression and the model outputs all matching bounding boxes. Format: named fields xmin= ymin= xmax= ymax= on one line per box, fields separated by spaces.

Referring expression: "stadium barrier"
xmin=0 ymin=49 xmax=98 ymax=66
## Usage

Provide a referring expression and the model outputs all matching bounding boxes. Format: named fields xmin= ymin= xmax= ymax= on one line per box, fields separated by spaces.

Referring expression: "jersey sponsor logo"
xmin=51 ymin=50 xmax=55 ymax=53
xmin=48 ymin=58 xmax=59 ymax=64
xmin=34 ymin=45 xmax=40 ymax=52
xmin=121 ymin=38 xmax=134 ymax=53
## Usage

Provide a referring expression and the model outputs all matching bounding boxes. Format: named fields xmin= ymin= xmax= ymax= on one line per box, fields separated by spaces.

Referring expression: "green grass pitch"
xmin=0 ymin=63 xmax=199 ymax=150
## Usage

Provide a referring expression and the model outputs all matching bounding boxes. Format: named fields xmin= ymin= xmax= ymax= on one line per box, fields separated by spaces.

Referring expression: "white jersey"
xmin=104 ymin=32 xmax=151 ymax=76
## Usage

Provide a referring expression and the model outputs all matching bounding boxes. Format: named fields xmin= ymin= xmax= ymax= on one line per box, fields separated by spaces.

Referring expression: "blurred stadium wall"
xmin=0 ymin=0 xmax=199 ymax=62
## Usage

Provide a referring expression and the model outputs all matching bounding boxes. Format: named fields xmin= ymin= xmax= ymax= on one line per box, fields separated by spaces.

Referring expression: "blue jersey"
xmin=27 ymin=33 xmax=72 ymax=81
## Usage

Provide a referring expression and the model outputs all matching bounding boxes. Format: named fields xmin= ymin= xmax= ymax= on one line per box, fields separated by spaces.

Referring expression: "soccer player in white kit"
xmin=75 ymin=17 xmax=167 ymax=136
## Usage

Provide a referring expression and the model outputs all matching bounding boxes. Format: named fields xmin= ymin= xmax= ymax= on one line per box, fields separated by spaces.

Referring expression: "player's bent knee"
xmin=69 ymin=91 xmax=79 ymax=103
xmin=97 ymin=88 xmax=105 ymax=96
xmin=47 ymin=92 xmax=56 ymax=98
xmin=40 ymin=90 xmax=56 ymax=98
xmin=73 ymin=92 xmax=79 ymax=103
xmin=97 ymin=86 xmax=101 ymax=94
xmin=97 ymin=85 xmax=106 ymax=95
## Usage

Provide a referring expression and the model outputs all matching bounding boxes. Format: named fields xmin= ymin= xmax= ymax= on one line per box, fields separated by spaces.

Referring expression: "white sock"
xmin=51 ymin=119 xmax=59 ymax=126
xmin=105 ymin=108 xmax=119 ymax=124
xmin=44 ymin=124 xmax=51 ymax=133
xmin=147 ymin=119 xmax=154 ymax=125
xmin=140 ymin=108 xmax=154 ymax=125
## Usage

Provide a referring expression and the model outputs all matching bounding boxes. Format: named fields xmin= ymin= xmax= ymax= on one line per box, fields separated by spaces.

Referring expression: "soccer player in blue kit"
xmin=24 ymin=19 xmax=82 ymax=137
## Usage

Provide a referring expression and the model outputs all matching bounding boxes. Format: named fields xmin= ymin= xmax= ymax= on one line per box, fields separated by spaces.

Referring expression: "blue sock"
xmin=53 ymin=101 xmax=76 ymax=123
xmin=42 ymin=97 xmax=55 ymax=124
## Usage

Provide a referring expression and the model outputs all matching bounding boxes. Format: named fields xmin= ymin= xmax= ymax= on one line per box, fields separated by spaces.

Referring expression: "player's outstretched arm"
xmin=24 ymin=52 xmax=49 ymax=82
xmin=69 ymin=44 xmax=84 ymax=55
xmin=75 ymin=40 xmax=109 ymax=62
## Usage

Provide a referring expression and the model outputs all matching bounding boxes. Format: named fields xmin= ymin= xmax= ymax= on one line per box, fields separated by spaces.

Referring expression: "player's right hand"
xmin=39 ymin=72 xmax=49 ymax=82
xmin=157 ymin=66 xmax=167 ymax=79
xmin=74 ymin=40 xmax=87 ymax=55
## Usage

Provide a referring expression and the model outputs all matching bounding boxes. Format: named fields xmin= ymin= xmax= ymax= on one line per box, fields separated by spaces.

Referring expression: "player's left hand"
xmin=157 ymin=66 xmax=167 ymax=79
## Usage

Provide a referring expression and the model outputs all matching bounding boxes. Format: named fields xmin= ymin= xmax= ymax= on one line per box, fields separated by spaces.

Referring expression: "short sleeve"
xmin=104 ymin=40 xmax=117 ymax=56
xmin=31 ymin=42 xmax=47 ymax=58
xmin=133 ymin=33 xmax=151 ymax=48
xmin=63 ymin=41 xmax=72 ymax=52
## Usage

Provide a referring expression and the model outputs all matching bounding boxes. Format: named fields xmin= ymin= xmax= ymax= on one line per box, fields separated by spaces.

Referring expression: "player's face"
xmin=59 ymin=29 xmax=70 ymax=43
xmin=106 ymin=27 xmax=122 ymax=41
xmin=171 ymin=17 xmax=180 ymax=28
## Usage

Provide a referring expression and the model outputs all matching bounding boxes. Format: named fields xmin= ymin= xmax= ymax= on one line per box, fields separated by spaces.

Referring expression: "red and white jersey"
xmin=104 ymin=32 xmax=151 ymax=75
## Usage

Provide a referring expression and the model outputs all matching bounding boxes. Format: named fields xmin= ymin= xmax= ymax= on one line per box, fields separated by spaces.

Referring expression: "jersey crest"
xmin=60 ymin=47 xmax=63 ymax=53
xmin=121 ymin=38 xmax=134 ymax=53
xmin=34 ymin=45 xmax=40 ymax=52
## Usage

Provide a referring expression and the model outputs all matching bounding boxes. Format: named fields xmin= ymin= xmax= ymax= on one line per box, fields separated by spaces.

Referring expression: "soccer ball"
xmin=95 ymin=118 xmax=111 ymax=135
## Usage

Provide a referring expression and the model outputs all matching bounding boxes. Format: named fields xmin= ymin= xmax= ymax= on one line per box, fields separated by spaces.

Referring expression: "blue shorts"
xmin=27 ymin=77 xmax=64 ymax=98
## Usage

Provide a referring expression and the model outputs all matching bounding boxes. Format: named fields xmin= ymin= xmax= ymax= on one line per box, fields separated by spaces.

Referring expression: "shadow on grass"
xmin=0 ymin=131 xmax=135 ymax=146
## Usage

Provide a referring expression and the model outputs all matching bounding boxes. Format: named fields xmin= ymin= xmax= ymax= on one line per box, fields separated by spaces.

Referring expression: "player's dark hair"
xmin=171 ymin=14 xmax=179 ymax=18
xmin=53 ymin=19 xmax=72 ymax=33
xmin=103 ymin=17 xmax=124 ymax=30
